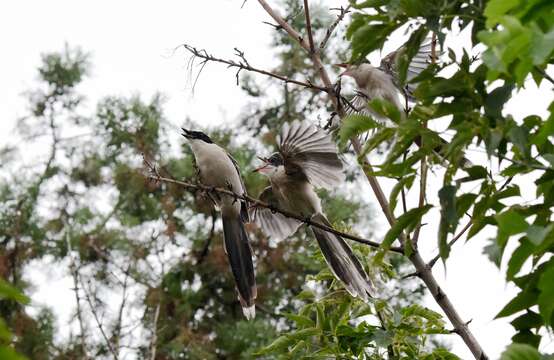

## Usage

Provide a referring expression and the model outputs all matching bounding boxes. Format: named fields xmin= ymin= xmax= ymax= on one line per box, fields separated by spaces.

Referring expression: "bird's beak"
xmin=181 ymin=128 xmax=192 ymax=139
xmin=334 ymin=63 xmax=351 ymax=77
xmin=252 ymin=156 xmax=270 ymax=173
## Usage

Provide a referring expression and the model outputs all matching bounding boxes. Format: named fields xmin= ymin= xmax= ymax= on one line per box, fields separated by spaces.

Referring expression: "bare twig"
xmin=80 ymin=275 xmax=120 ymax=360
xmin=255 ymin=2 xmax=488 ymax=359
xmin=319 ymin=5 xmax=351 ymax=50
xmin=303 ymin=0 xmax=315 ymax=53
xmin=112 ymin=263 xmax=131 ymax=353
xmin=66 ymin=230 xmax=89 ymax=359
xmin=144 ymin=162 xmax=401 ymax=253
xmin=179 ymin=43 xmax=328 ymax=92
xmin=149 ymin=302 xmax=161 ymax=360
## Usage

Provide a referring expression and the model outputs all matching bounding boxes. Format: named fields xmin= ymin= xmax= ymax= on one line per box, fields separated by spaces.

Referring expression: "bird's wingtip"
xmin=242 ymin=304 xmax=256 ymax=320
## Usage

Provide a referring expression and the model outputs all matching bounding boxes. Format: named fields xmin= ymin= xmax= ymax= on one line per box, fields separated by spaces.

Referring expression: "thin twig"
xmin=80 ymin=275 xmax=120 ymax=360
xmin=303 ymin=0 xmax=315 ymax=53
xmin=179 ymin=43 xmax=328 ymax=92
xmin=66 ymin=230 xmax=89 ymax=359
xmin=319 ymin=5 xmax=351 ymax=50
xmin=149 ymin=302 xmax=161 ymax=360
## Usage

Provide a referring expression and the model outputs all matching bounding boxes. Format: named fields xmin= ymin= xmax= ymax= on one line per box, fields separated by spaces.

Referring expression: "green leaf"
xmin=389 ymin=175 xmax=415 ymax=212
xmin=0 ymin=280 xmax=30 ymax=304
xmin=368 ymin=98 xmax=402 ymax=123
xmin=495 ymin=210 xmax=529 ymax=236
xmin=0 ymin=347 xmax=28 ymax=360
xmin=483 ymin=0 xmax=520 ymax=28
xmin=511 ymin=311 xmax=543 ymax=330
xmin=438 ymin=185 xmax=458 ymax=260
xmin=484 ymin=237 xmax=503 ymax=267
xmin=256 ymin=335 xmax=294 ymax=354
xmin=537 ymin=260 xmax=554 ymax=327
xmin=526 ymin=225 xmax=552 ymax=246
xmin=499 ymin=343 xmax=541 ymax=360
xmin=339 ymin=113 xmax=379 ymax=146
xmin=396 ymin=26 xmax=428 ymax=86
xmin=376 ymin=205 xmax=432 ymax=262
xmin=282 ymin=313 xmax=315 ymax=328
xmin=496 ymin=289 xmax=537 ymax=318
xmin=507 ymin=238 xmax=535 ymax=280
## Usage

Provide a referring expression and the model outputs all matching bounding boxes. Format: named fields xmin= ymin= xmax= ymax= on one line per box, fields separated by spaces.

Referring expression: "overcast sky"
xmin=1 ymin=1 xmax=553 ymax=359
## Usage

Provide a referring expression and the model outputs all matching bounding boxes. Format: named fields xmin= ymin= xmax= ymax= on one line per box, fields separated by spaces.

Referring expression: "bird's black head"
xmin=266 ymin=153 xmax=284 ymax=166
xmin=181 ymin=128 xmax=213 ymax=143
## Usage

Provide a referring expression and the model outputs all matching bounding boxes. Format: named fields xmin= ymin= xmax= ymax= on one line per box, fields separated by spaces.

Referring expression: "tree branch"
xmin=303 ymin=0 xmax=315 ymax=53
xmin=256 ymin=2 xmax=488 ymax=359
xmin=80 ymin=274 xmax=120 ymax=360
xmin=319 ymin=5 xmax=351 ymax=50
xmin=66 ymin=230 xmax=89 ymax=359
xmin=180 ymin=43 xmax=328 ymax=92
xmin=145 ymin=164 xmax=401 ymax=253
xmin=149 ymin=302 xmax=161 ymax=360
xmin=427 ymin=220 xmax=472 ymax=269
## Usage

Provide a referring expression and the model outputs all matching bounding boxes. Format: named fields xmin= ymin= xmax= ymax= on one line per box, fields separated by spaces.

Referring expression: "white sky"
xmin=1 ymin=1 xmax=553 ymax=359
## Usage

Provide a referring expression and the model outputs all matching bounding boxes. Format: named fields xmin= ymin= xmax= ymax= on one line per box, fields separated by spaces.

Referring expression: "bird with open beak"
xmin=182 ymin=128 xmax=257 ymax=320
xmin=251 ymin=120 xmax=374 ymax=301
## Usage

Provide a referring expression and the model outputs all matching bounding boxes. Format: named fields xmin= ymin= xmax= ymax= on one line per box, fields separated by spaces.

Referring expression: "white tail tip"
xmin=242 ymin=305 xmax=256 ymax=320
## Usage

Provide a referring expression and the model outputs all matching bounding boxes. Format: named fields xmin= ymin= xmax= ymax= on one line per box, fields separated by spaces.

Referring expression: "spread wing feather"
xmin=379 ymin=37 xmax=441 ymax=99
xmin=277 ymin=120 xmax=344 ymax=189
xmin=250 ymin=186 xmax=301 ymax=241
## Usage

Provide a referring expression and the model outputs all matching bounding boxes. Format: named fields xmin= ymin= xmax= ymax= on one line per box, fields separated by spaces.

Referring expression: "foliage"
xmin=343 ymin=0 xmax=554 ymax=356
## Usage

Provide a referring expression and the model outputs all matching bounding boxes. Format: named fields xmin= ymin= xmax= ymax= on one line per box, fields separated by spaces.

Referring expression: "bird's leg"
xmin=225 ymin=180 xmax=239 ymax=204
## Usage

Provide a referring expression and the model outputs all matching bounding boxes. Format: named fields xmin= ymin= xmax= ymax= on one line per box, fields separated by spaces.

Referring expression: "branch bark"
xmin=255 ymin=2 xmax=488 ymax=359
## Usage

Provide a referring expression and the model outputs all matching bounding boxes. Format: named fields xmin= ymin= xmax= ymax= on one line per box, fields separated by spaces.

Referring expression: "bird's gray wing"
xmin=227 ymin=152 xmax=249 ymax=222
xmin=278 ymin=120 xmax=344 ymax=189
xmin=250 ymin=186 xmax=301 ymax=242
xmin=380 ymin=37 xmax=439 ymax=99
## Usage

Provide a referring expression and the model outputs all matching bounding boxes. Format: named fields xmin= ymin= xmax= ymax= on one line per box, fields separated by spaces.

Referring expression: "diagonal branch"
xmin=303 ymin=0 xmax=315 ymax=53
xmin=319 ymin=5 xmax=351 ymax=50
xmin=256 ymin=2 xmax=488 ymax=359
xmin=180 ymin=43 xmax=328 ymax=92
xmin=144 ymin=160 xmax=401 ymax=253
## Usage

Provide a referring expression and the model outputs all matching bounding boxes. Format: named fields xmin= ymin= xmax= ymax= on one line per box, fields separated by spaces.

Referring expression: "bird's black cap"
xmin=181 ymin=128 xmax=213 ymax=143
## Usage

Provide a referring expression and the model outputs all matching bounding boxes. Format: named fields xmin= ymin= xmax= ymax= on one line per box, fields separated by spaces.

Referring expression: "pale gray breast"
xmin=270 ymin=167 xmax=322 ymax=216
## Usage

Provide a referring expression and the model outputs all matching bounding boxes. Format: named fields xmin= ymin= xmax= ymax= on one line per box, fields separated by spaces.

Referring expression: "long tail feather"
xmin=222 ymin=212 xmax=257 ymax=319
xmin=311 ymin=213 xmax=373 ymax=301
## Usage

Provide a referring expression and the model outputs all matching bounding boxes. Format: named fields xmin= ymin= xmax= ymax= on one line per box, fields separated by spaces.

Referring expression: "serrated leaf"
xmin=339 ymin=113 xmax=379 ymax=146
xmin=389 ymin=175 xmax=415 ymax=212
xmin=376 ymin=205 xmax=432 ymax=262
xmin=537 ymin=260 xmax=554 ymax=327
xmin=496 ymin=289 xmax=537 ymax=318
xmin=507 ymin=238 xmax=535 ymax=280
xmin=510 ymin=311 xmax=542 ymax=330
xmin=282 ymin=313 xmax=315 ymax=328
xmin=495 ymin=210 xmax=528 ymax=236
xmin=368 ymin=98 xmax=402 ymax=123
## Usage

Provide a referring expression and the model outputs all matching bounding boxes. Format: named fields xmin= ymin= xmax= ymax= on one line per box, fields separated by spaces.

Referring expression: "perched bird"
xmin=336 ymin=39 xmax=472 ymax=167
xmin=182 ymin=128 xmax=256 ymax=319
xmin=251 ymin=120 xmax=373 ymax=301
xmin=336 ymin=39 xmax=438 ymax=122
